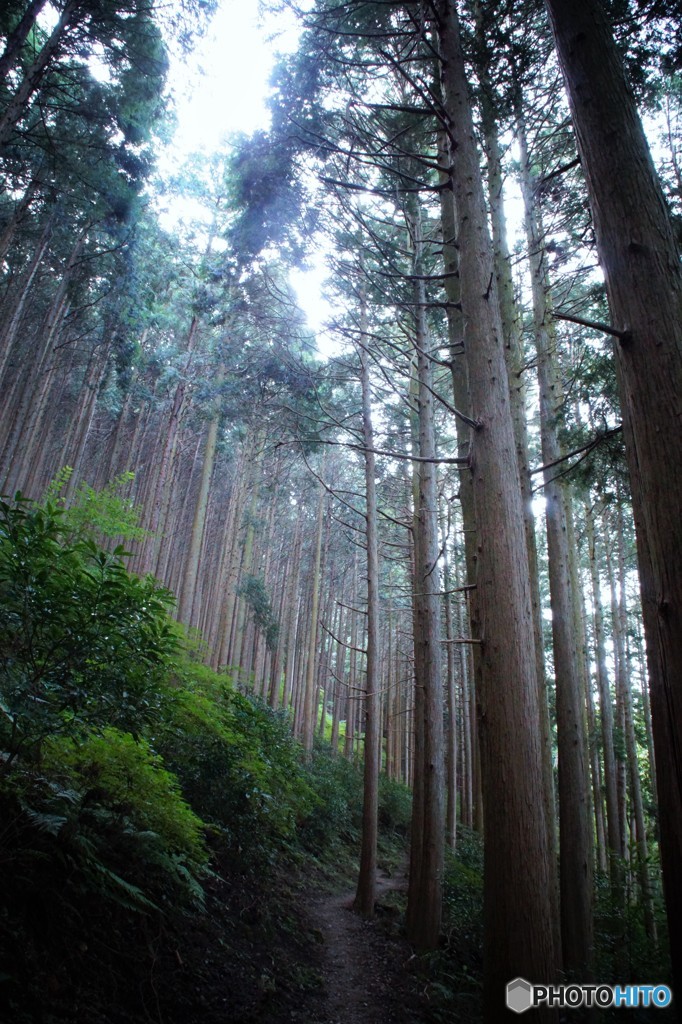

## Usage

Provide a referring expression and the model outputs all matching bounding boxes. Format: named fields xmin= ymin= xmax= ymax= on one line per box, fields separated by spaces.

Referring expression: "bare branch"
xmin=530 ymin=425 xmax=622 ymax=477
xmin=553 ymin=311 xmax=631 ymax=341
xmin=320 ymin=619 xmax=367 ymax=654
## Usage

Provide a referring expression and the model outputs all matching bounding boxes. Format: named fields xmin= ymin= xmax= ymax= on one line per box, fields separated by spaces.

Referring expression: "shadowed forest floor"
xmin=25 ymin=853 xmax=435 ymax=1024
xmin=0 ymin=854 xmax=432 ymax=1024
xmin=151 ymin=853 xmax=434 ymax=1024
xmin=298 ymin=864 xmax=425 ymax=1024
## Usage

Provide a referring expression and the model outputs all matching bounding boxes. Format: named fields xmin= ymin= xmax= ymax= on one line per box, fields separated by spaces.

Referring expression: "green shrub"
xmin=158 ymin=662 xmax=316 ymax=863
xmin=419 ymin=832 xmax=484 ymax=1022
xmin=593 ymin=868 xmax=670 ymax=986
xmin=0 ymin=758 xmax=206 ymax=921
xmin=442 ymin=847 xmax=483 ymax=940
xmin=452 ymin=824 xmax=484 ymax=874
xmin=297 ymin=745 xmax=363 ymax=852
xmin=46 ymin=728 xmax=207 ymax=868
xmin=0 ymin=496 xmax=178 ymax=764
xmin=0 ymin=725 xmax=208 ymax=922
xmin=44 ymin=468 xmax=148 ymax=544
xmin=0 ymin=489 xmax=207 ymax=925
xmin=230 ymin=693 xmax=318 ymax=842
xmin=378 ymin=774 xmax=412 ymax=836
xmin=439 ymin=830 xmax=484 ymax=974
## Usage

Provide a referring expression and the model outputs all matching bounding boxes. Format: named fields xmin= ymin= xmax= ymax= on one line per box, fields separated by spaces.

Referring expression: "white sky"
xmin=160 ymin=2 xmax=539 ymax=358
xmin=162 ymin=0 xmax=333 ymax=344
xmin=170 ymin=0 xmax=274 ymax=149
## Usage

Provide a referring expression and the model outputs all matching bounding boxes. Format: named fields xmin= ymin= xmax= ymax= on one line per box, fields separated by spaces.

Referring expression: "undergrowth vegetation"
xmin=0 ymin=485 xmax=408 ymax=1023
xmin=422 ymin=828 xmax=484 ymax=1022
xmin=418 ymin=827 xmax=671 ymax=1024
xmin=0 ymin=484 xmax=670 ymax=1024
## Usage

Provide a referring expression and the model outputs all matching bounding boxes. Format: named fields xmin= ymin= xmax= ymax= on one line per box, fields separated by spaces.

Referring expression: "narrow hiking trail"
xmin=301 ymin=866 xmax=426 ymax=1024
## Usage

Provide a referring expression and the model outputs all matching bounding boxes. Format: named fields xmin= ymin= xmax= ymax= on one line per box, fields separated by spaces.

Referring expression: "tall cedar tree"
xmin=353 ymin=294 xmax=382 ymax=919
xmin=543 ymin=0 xmax=682 ymax=1001
xmin=434 ymin=0 xmax=560 ymax=1017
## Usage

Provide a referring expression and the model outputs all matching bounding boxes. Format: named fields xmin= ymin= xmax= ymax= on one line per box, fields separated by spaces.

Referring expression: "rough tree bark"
xmin=518 ymin=113 xmax=593 ymax=977
xmin=176 ymin=404 xmax=220 ymax=626
xmin=302 ymin=480 xmax=326 ymax=755
xmin=434 ymin=0 xmax=560 ymax=1014
xmin=353 ymin=299 xmax=381 ymax=917
xmin=543 ymin=0 xmax=682 ymax=995
xmin=585 ymin=500 xmax=624 ymax=890
xmin=404 ymin=213 xmax=445 ymax=950
xmin=440 ymin=501 xmax=458 ymax=852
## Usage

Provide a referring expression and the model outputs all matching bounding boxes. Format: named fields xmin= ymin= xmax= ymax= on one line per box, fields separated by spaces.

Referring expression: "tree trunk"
xmin=0 ymin=169 xmax=44 ymax=267
xmin=585 ymin=500 xmax=624 ymax=895
xmin=2 ymin=227 xmax=86 ymax=494
xmin=145 ymin=316 xmax=198 ymax=572
xmin=0 ymin=0 xmax=49 ymax=85
xmin=459 ymin=582 xmax=474 ymax=829
xmin=282 ymin=579 xmax=303 ymax=716
xmin=176 ymin=409 xmax=220 ymax=626
xmin=606 ymin=536 xmax=632 ymax=887
xmin=483 ymin=76 xmax=560 ymax=945
xmin=435 ymin=0 xmax=560 ymax=1012
xmin=518 ymin=115 xmax=593 ymax=977
xmin=354 ymin=294 xmax=382 ymax=918
xmin=0 ymin=209 xmax=55 ymax=391
xmin=302 ymin=480 xmax=326 ymax=755
xmin=543 ymin=0 xmax=682 ymax=993
xmin=437 ymin=129 xmax=486 ymax=836
xmin=406 ymin=364 xmax=425 ymax=938
xmin=404 ymin=204 xmax=445 ymax=951
xmin=441 ymin=503 xmax=458 ymax=852
xmin=481 ymin=53 xmax=552 ymax=799
xmin=344 ymin=579 xmax=359 ymax=760
xmin=329 ymin=599 xmax=348 ymax=753
xmin=61 ymin=340 xmax=112 ymax=493
xmin=613 ymin=500 xmax=658 ymax=943
xmin=0 ymin=0 xmax=81 ymax=150
xmin=267 ymin=528 xmax=295 ymax=708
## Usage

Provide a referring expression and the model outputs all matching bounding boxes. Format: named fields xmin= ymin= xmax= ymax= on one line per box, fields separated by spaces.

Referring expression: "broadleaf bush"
xmin=157 ymin=663 xmax=317 ymax=863
xmin=0 ymin=496 xmax=178 ymax=764
xmin=297 ymin=743 xmax=363 ymax=852
xmin=378 ymin=774 xmax=412 ymax=836
xmin=0 ymin=484 xmax=395 ymax=1024
xmin=45 ymin=727 xmax=208 ymax=870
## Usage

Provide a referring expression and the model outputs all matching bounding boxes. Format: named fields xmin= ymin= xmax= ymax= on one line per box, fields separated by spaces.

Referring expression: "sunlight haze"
xmin=172 ymin=0 xmax=271 ymax=147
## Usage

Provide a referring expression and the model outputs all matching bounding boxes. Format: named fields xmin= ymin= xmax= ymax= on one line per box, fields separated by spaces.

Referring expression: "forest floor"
xmin=136 ymin=846 xmax=434 ymax=1024
xmin=296 ymin=861 xmax=427 ymax=1024
xmin=2 ymin=845 xmax=437 ymax=1024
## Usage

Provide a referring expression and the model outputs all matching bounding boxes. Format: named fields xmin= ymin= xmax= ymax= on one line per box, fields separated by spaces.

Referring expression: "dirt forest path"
xmin=300 ymin=864 xmax=426 ymax=1024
